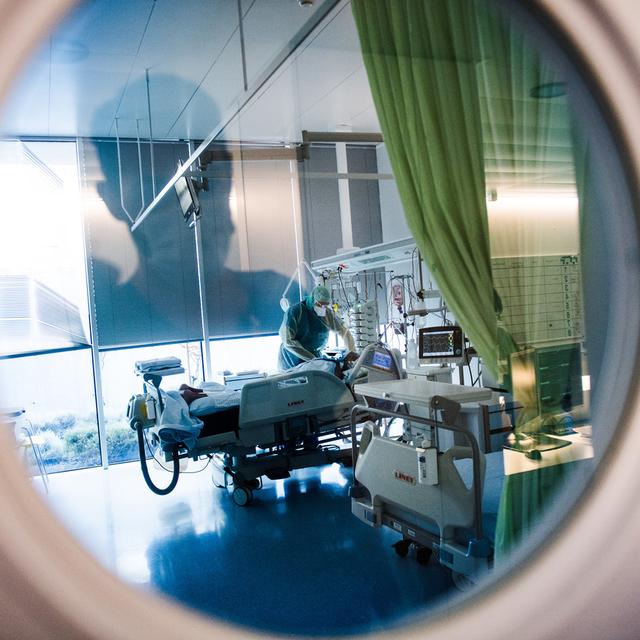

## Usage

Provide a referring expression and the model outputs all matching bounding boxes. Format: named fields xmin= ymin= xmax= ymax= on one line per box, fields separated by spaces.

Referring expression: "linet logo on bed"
xmin=394 ymin=470 xmax=416 ymax=486
xmin=287 ymin=399 xmax=304 ymax=407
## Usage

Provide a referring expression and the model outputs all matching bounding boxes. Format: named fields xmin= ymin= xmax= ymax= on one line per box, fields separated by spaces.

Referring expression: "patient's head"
xmin=179 ymin=384 xmax=207 ymax=405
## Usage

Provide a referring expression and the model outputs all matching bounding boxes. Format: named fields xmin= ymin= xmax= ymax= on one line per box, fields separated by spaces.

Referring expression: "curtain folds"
xmin=474 ymin=12 xmax=579 ymax=559
xmin=352 ymin=0 xmax=500 ymax=377
xmin=353 ymin=0 xmax=584 ymax=562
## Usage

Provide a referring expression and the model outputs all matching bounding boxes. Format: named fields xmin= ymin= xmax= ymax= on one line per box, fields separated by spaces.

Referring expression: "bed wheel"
xmin=232 ymin=486 xmax=253 ymax=506
xmin=451 ymin=571 xmax=475 ymax=592
xmin=247 ymin=478 xmax=261 ymax=490
xmin=416 ymin=547 xmax=432 ymax=566
xmin=392 ymin=539 xmax=411 ymax=558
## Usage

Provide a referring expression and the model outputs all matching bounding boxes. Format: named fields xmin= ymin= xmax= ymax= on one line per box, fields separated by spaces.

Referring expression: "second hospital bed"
xmin=349 ymin=381 xmax=501 ymax=584
xmin=128 ymin=345 xmax=403 ymax=504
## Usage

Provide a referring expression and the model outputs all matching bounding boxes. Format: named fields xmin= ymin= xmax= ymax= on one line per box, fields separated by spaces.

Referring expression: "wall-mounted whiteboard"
xmin=492 ymin=254 xmax=583 ymax=345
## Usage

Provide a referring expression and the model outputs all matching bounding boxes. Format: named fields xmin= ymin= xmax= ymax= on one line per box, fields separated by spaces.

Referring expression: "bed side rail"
xmin=239 ymin=370 xmax=353 ymax=432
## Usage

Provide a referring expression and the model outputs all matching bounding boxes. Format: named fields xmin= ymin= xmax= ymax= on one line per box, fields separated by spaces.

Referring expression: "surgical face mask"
xmin=314 ymin=303 xmax=328 ymax=317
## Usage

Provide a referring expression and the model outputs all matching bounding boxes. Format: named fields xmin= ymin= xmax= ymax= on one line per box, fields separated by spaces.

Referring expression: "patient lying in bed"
xmin=175 ymin=383 xmax=241 ymax=440
xmin=156 ymin=357 xmax=355 ymax=451
xmin=181 ymin=358 xmax=346 ymax=416
xmin=151 ymin=384 xmax=240 ymax=452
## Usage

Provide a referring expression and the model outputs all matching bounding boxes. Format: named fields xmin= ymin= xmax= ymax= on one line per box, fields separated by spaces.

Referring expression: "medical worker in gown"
xmin=278 ymin=285 xmax=356 ymax=371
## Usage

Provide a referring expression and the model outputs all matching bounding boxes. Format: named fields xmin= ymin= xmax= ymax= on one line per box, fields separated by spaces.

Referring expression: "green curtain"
xmin=494 ymin=461 xmax=571 ymax=562
xmin=476 ymin=14 xmax=576 ymax=341
xmin=353 ymin=0 xmax=584 ymax=562
xmin=352 ymin=0 xmax=500 ymax=377
xmin=475 ymin=11 xmax=579 ymax=559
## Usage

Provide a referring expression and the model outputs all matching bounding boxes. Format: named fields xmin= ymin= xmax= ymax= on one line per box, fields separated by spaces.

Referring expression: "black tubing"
xmin=135 ymin=422 xmax=180 ymax=495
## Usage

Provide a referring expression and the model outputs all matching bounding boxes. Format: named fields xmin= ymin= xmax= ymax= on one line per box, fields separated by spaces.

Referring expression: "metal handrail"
xmin=349 ymin=400 xmax=485 ymax=542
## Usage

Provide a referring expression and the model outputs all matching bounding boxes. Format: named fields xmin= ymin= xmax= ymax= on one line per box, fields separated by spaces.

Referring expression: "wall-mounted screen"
xmin=174 ymin=174 xmax=200 ymax=222
xmin=418 ymin=325 xmax=464 ymax=365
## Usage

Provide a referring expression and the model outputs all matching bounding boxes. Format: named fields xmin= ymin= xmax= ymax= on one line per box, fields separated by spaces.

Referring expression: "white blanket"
xmin=135 ymin=356 xmax=182 ymax=373
xmin=189 ymin=381 xmax=242 ymax=417
xmin=153 ymin=390 xmax=203 ymax=451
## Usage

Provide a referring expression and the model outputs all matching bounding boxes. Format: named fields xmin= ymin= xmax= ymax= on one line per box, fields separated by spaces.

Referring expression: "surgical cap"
xmin=312 ymin=285 xmax=331 ymax=304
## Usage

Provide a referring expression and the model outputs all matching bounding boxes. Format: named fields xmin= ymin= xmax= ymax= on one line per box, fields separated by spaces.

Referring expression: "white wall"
xmin=376 ymin=144 xmax=411 ymax=242
xmin=487 ymin=192 xmax=579 ymax=258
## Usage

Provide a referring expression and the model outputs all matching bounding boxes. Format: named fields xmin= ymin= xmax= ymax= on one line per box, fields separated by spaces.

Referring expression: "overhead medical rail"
xmin=301 ymin=130 xmax=384 ymax=145
xmin=145 ymin=68 xmax=157 ymax=199
xmin=189 ymin=139 xmax=213 ymax=381
xmin=190 ymin=144 xmax=303 ymax=165
xmin=130 ymin=0 xmax=341 ymax=233
xmin=311 ymin=237 xmax=418 ymax=273
xmin=301 ymin=171 xmax=394 ymax=181
xmin=114 ymin=66 xmax=158 ymax=224
xmin=114 ymin=119 xmax=138 ymax=225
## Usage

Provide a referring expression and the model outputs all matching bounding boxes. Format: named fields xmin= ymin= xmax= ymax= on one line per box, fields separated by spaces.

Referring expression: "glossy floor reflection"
xmin=45 ymin=460 xmax=460 ymax=636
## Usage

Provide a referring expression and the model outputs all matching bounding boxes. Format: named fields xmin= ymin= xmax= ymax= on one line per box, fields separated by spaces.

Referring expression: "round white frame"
xmin=0 ymin=1 xmax=639 ymax=638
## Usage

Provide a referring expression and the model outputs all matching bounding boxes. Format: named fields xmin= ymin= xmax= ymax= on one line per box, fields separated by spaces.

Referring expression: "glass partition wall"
xmin=0 ymin=137 xmax=310 ymax=470
xmin=0 ymin=2 xmax=336 ymax=471
xmin=0 ymin=140 xmax=100 ymax=471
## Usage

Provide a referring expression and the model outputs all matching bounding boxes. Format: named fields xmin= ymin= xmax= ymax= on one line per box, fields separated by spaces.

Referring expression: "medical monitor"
xmin=510 ymin=342 xmax=583 ymax=416
xmin=418 ymin=325 xmax=465 ymax=365
xmin=174 ymin=173 xmax=200 ymax=222
xmin=355 ymin=345 xmax=403 ymax=382
xmin=370 ymin=349 xmax=394 ymax=372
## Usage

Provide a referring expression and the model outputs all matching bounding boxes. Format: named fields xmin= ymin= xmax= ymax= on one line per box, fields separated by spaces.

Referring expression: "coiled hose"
xmin=134 ymin=421 xmax=180 ymax=495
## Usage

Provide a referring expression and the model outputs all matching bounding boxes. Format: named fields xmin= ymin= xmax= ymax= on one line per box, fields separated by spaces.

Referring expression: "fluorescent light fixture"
xmin=530 ymin=81 xmax=566 ymax=99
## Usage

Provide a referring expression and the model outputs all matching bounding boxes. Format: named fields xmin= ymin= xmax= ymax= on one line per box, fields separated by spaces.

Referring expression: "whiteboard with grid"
xmin=491 ymin=255 xmax=584 ymax=345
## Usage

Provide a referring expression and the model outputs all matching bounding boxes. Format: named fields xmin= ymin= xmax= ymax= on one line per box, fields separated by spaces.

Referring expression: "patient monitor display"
xmin=371 ymin=350 xmax=393 ymax=372
xmin=418 ymin=326 xmax=464 ymax=365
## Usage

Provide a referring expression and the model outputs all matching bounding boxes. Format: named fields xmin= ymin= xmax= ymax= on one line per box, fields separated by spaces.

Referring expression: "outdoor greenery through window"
xmin=0 ymin=140 xmax=100 ymax=472
xmin=100 ymin=343 xmax=203 ymax=465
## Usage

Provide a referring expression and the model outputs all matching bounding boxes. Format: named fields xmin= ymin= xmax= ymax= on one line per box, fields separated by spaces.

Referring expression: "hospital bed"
xmin=348 ymin=379 xmax=503 ymax=585
xmin=127 ymin=345 xmax=403 ymax=505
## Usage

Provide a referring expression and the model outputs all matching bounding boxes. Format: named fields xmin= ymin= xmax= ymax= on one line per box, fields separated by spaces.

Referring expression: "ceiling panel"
xmin=168 ymin=32 xmax=245 ymax=141
xmin=52 ymin=0 xmax=154 ymax=56
xmin=222 ymin=3 xmax=374 ymax=143
xmin=290 ymin=5 xmax=364 ymax=121
xmin=0 ymin=0 xmax=577 ymax=198
xmin=91 ymin=0 xmax=243 ymax=139
xmin=50 ymin=51 xmax=139 ymax=138
xmin=349 ymin=105 xmax=381 ymax=132
xmin=136 ymin=0 xmax=238 ymax=79
xmin=231 ymin=65 xmax=302 ymax=143
xmin=296 ymin=65 xmax=377 ymax=133
xmin=0 ymin=41 xmax=52 ymax=137
xmin=241 ymin=0 xmax=327 ymax=88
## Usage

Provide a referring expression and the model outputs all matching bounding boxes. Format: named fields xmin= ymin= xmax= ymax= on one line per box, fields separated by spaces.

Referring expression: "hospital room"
xmin=0 ymin=0 xmax=638 ymax=638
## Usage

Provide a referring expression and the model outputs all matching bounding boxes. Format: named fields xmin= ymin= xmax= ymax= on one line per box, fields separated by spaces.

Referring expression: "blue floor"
xmin=45 ymin=460 xmax=461 ymax=636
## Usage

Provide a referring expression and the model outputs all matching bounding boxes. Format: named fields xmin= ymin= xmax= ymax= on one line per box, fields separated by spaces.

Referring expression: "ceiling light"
xmin=529 ymin=81 xmax=566 ymax=99
xmin=52 ymin=39 xmax=88 ymax=64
